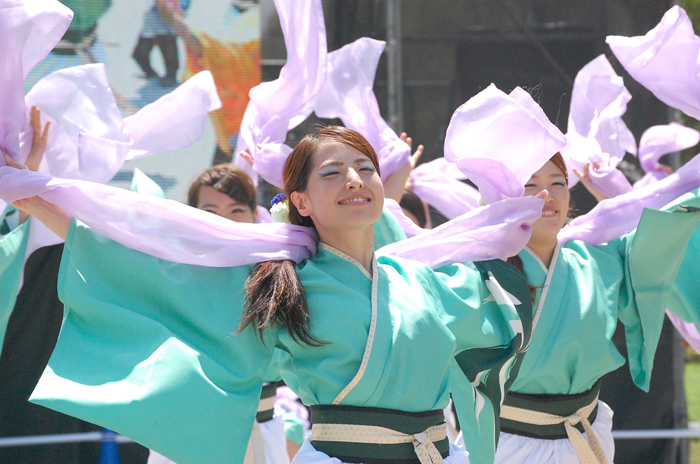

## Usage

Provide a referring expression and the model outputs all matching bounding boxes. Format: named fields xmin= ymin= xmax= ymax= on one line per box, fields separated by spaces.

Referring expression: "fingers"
xmin=239 ymin=150 xmax=255 ymax=168
xmin=592 ymin=160 xmax=602 ymax=169
xmin=30 ymin=105 xmax=40 ymax=132
xmin=410 ymin=144 xmax=424 ymax=167
xmin=535 ymin=189 xmax=548 ymax=201
xmin=659 ymin=164 xmax=674 ymax=175
xmin=572 ymin=167 xmax=583 ymax=179
xmin=399 ymin=132 xmax=412 ymax=149
xmin=41 ymin=120 xmax=51 ymax=140
xmin=3 ymin=152 xmax=27 ymax=170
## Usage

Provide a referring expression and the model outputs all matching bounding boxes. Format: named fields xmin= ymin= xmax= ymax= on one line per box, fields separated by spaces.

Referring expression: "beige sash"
xmin=243 ymin=420 xmax=267 ymax=464
xmin=500 ymin=397 xmax=610 ymax=464
xmin=311 ymin=422 xmax=447 ymax=464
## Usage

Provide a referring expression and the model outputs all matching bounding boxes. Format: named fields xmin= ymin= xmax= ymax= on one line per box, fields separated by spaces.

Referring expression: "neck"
xmin=318 ymin=225 xmax=375 ymax=274
xmin=527 ymin=237 xmax=558 ymax=269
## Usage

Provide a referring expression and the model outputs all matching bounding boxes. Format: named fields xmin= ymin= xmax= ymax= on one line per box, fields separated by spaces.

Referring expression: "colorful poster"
xmin=25 ymin=0 xmax=261 ymax=201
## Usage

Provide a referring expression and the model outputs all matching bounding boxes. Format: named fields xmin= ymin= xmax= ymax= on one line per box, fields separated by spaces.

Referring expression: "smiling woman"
xmin=523 ymin=153 xmax=570 ymax=268
xmin=483 ymin=152 xmax=700 ymax=464
xmin=242 ymin=126 xmax=384 ymax=345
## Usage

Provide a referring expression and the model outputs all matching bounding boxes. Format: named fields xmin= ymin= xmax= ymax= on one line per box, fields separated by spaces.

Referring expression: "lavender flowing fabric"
xmin=558 ymin=154 xmax=700 ymax=245
xmin=0 ymin=168 xmax=318 ymax=266
xmin=314 ymin=37 xmax=410 ymax=180
xmin=634 ymin=123 xmax=700 ymax=189
xmin=0 ymin=166 xmax=544 ymax=269
xmin=444 ymin=84 xmax=567 ymax=204
xmin=666 ymin=310 xmax=700 ymax=355
xmin=379 ymin=196 xmax=544 ymax=269
xmin=0 ymin=0 xmax=72 ymax=161
xmin=607 ymin=6 xmax=700 ymax=121
xmin=564 ymin=55 xmax=636 ymax=179
xmin=562 ymin=54 xmax=636 ymax=197
xmin=22 ymin=64 xmax=130 ymax=182
xmin=124 ymin=71 xmax=222 ymax=160
xmin=409 ymin=158 xmax=480 ymax=220
xmin=234 ymin=0 xmax=327 ymax=188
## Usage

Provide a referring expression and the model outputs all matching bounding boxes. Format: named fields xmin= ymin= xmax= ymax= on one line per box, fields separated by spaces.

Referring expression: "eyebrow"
xmin=318 ymin=158 xmax=372 ymax=168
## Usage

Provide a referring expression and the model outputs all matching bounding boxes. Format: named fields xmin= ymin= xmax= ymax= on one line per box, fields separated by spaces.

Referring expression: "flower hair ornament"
xmin=270 ymin=193 xmax=291 ymax=224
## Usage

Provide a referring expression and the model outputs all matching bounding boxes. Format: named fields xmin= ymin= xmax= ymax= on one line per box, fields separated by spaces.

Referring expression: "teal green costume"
xmin=453 ymin=194 xmax=700 ymax=464
xmin=0 ymin=206 xmax=29 ymax=348
xmin=22 ymin=214 xmax=531 ymax=464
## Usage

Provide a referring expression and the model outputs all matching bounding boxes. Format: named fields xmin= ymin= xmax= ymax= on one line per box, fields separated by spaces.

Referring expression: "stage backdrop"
xmin=25 ymin=0 xmax=261 ymax=202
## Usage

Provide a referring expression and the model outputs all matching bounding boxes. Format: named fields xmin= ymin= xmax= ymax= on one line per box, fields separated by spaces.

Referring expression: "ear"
xmin=252 ymin=208 xmax=259 ymax=223
xmin=290 ymin=191 xmax=312 ymax=217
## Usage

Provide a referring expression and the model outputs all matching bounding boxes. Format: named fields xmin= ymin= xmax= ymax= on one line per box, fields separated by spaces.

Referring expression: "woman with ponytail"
xmin=5 ymin=126 xmax=538 ymax=464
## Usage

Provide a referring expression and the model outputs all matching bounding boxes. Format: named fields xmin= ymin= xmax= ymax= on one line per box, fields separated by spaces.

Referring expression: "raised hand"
xmin=238 ymin=148 xmax=254 ymax=168
xmin=572 ymin=161 xmax=608 ymax=203
xmin=384 ymin=133 xmax=424 ymax=202
xmin=26 ymin=105 xmax=51 ymax=172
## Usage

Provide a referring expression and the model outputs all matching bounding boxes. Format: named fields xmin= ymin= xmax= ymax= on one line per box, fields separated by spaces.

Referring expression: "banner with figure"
xmin=25 ymin=0 xmax=261 ymax=201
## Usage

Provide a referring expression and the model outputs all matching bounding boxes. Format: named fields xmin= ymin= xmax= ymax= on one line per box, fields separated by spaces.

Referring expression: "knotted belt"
xmin=310 ymin=405 xmax=449 ymax=464
xmin=243 ymin=382 xmax=280 ymax=464
xmin=500 ymin=380 xmax=609 ymax=464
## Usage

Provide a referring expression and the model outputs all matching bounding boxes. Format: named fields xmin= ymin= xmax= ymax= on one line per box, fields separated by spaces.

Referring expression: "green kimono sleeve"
xmin=617 ymin=191 xmax=700 ymax=390
xmin=30 ymin=220 xmax=276 ymax=464
xmin=0 ymin=206 xmax=29 ymax=353
xmin=427 ymin=259 xmax=533 ymax=464
xmin=130 ymin=167 xmax=165 ymax=198
xmin=373 ymin=205 xmax=407 ymax=249
xmin=659 ymin=188 xmax=700 ymax=335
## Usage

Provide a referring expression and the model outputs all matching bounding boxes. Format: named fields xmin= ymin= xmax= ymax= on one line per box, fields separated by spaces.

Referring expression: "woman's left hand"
xmin=383 ymin=133 xmax=424 ymax=202
xmin=26 ymin=105 xmax=50 ymax=172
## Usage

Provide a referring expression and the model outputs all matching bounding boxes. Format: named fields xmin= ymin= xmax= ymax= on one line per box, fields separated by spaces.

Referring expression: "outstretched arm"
xmin=156 ymin=0 xmax=203 ymax=57
xmin=3 ymin=153 xmax=70 ymax=240
xmin=16 ymin=106 xmax=51 ymax=225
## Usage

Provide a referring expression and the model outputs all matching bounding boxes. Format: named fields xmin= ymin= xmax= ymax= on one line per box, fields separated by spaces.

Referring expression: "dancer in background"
xmin=477 ymin=153 xmax=700 ymax=464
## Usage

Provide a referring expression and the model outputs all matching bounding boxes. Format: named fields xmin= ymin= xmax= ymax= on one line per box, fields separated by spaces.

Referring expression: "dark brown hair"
xmin=549 ymin=152 xmax=569 ymax=186
xmin=400 ymin=190 xmax=427 ymax=228
xmin=239 ymin=126 xmax=381 ymax=346
xmin=188 ymin=164 xmax=257 ymax=212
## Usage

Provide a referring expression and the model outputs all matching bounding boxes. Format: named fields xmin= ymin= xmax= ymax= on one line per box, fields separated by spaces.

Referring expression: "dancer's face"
xmin=524 ymin=160 xmax=569 ymax=244
xmin=197 ymin=186 xmax=257 ymax=223
xmin=291 ymin=141 xmax=383 ymax=234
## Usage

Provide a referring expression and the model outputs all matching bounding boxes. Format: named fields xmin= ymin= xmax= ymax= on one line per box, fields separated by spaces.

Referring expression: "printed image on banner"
xmin=25 ymin=0 xmax=261 ymax=201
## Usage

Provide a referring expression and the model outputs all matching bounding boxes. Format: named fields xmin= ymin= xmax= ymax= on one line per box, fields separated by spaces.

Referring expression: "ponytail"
xmin=239 ymin=260 xmax=324 ymax=346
